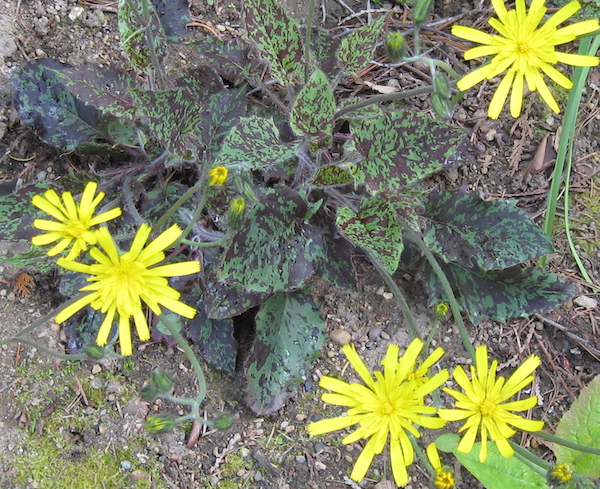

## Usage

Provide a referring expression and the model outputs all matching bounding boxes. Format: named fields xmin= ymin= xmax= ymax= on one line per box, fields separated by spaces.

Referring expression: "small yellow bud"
xmin=145 ymin=414 xmax=176 ymax=434
xmin=229 ymin=197 xmax=246 ymax=219
xmin=385 ymin=31 xmax=405 ymax=62
xmin=435 ymin=303 xmax=449 ymax=319
xmin=208 ymin=166 xmax=228 ymax=186
xmin=549 ymin=463 xmax=573 ymax=484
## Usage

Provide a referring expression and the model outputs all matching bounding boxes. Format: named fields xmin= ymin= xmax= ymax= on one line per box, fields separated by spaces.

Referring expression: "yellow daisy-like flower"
xmin=207 ymin=166 xmax=228 ymax=186
xmin=452 ymin=0 xmax=600 ymax=118
xmin=438 ymin=345 xmax=545 ymax=462
xmin=31 ymin=182 xmax=122 ymax=260
xmin=55 ymin=224 xmax=200 ymax=356
xmin=426 ymin=443 xmax=456 ymax=489
xmin=308 ymin=340 xmax=449 ymax=486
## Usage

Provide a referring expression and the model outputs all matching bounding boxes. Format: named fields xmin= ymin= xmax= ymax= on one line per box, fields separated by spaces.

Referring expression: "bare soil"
xmin=0 ymin=1 xmax=599 ymax=488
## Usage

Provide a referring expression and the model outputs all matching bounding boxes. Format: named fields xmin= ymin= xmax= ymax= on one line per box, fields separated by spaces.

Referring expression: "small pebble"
xmin=120 ymin=460 xmax=132 ymax=470
xmin=90 ymin=377 xmax=103 ymax=389
xmin=314 ymin=442 xmax=325 ymax=453
xmin=130 ymin=470 xmax=148 ymax=482
xmin=304 ymin=381 xmax=313 ymax=391
xmin=330 ymin=328 xmax=352 ymax=345
xmin=254 ymin=471 xmax=263 ymax=482
xmin=91 ymin=364 xmax=102 ymax=374
xmin=295 ymin=455 xmax=306 ymax=464
xmin=382 ymin=292 xmax=393 ymax=300
xmin=285 ymin=425 xmax=295 ymax=433
xmin=295 ymin=414 xmax=306 ymax=422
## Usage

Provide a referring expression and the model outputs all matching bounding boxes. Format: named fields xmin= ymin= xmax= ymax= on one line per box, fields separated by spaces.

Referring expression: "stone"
xmin=330 ymin=328 xmax=352 ymax=345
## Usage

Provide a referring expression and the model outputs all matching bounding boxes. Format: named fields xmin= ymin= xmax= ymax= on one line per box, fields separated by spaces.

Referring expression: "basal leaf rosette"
xmin=55 ymin=224 xmax=200 ymax=355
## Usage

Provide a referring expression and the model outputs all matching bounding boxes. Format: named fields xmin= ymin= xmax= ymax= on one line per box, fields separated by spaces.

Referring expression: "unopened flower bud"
xmin=84 ymin=344 xmax=105 ymax=360
xmin=431 ymin=93 xmax=452 ymax=119
xmin=229 ymin=197 xmax=246 ymax=222
xmin=152 ymin=369 xmax=174 ymax=393
xmin=548 ymin=464 xmax=573 ymax=484
xmin=145 ymin=414 xmax=176 ymax=434
xmin=385 ymin=31 xmax=405 ymax=62
xmin=413 ymin=0 xmax=433 ymax=26
xmin=435 ymin=303 xmax=449 ymax=319
xmin=433 ymin=74 xmax=451 ymax=100
xmin=139 ymin=383 xmax=159 ymax=402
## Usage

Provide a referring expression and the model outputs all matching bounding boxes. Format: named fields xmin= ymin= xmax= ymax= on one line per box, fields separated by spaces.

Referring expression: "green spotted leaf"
xmin=309 ymin=164 xmax=354 ymax=187
xmin=555 ymin=374 xmax=600 ymax=477
xmin=243 ymin=0 xmax=304 ymax=83
xmin=187 ymin=298 xmax=237 ymax=375
xmin=148 ymin=0 xmax=190 ymax=40
xmin=217 ymin=188 xmax=324 ymax=293
xmin=422 ymin=191 xmax=554 ymax=270
xmin=0 ymin=183 xmax=49 ymax=242
xmin=337 ymin=17 xmax=385 ymax=75
xmin=436 ymin=433 xmax=549 ymax=489
xmin=423 ymin=262 xmax=577 ymax=323
xmin=337 ymin=197 xmax=403 ymax=274
xmin=246 ymin=290 xmax=325 ymax=414
xmin=118 ymin=0 xmax=167 ymax=72
xmin=128 ymin=89 xmax=202 ymax=157
xmin=174 ymin=66 xmax=225 ymax=101
xmin=290 ymin=69 xmax=335 ymax=144
xmin=213 ymin=116 xmax=298 ymax=172
xmin=193 ymin=37 xmax=257 ymax=85
xmin=352 ymin=111 xmax=475 ymax=193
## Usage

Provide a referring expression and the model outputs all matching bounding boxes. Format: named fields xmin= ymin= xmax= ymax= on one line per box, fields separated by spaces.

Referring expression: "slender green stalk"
xmin=510 ymin=440 xmax=551 ymax=472
xmin=410 ymin=433 xmax=436 ymax=477
xmin=154 ymin=179 xmax=205 ymax=231
xmin=157 ymin=314 xmax=207 ymax=404
xmin=7 ymin=337 xmax=87 ymax=361
xmin=541 ymin=34 xmax=600 ymax=273
xmin=530 ymin=429 xmax=600 ymax=456
xmin=404 ymin=229 xmax=475 ymax=361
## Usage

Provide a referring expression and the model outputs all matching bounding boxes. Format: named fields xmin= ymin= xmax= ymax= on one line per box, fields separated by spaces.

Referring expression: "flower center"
xmin=479 ymin=399 xmax=497 ymax=416
xmin=381 ymin=401 xmax=396 ymax=415
xmin=66 ymin=220 xmax=88 ymax=238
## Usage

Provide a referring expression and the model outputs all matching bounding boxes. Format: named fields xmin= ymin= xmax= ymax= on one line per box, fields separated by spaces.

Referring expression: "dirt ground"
xmin=0 ymin=0 xmax=599 ymax=488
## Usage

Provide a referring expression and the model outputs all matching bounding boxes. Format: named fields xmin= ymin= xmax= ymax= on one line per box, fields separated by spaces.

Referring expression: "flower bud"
xmin=229 ymin=197 xmax=246 ymax=223
xmin=548 ymin=464 xmax=573 ymax=484
xmin=385 ymin=31 xmax=405 ymax=62
xmin=413 ymin=0 xmax=433 ymax=26
xmin=152 ymin=369 xmax=174 ymax=393
xmin=208 ymin=166 xmax=228 ymax=186
xmin=145 ymin=414 xmax=176 ymax=434
xmin=85 ymin=344 xmax=105 ymax=360
xmin=433 ymin=73 xmax=451 ymax=100
xmin=431 ymin=93 xmax=452 ymax=119
xmin=139 ymin=383 xmax=159 ymax=402
xmin=435 ymin=302 xmax=449 ymax=319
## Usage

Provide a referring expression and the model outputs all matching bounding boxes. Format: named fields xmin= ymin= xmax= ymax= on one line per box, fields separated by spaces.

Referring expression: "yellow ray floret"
xmin=452 ymin=0 xmax=599 ymax=118
xmin=55 ymin=224 xmax=200 ymax=355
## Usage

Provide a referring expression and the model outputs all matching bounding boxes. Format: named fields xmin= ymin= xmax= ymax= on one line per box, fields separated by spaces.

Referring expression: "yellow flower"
xmin=426 ymin=443 xmax=455 ymax=489
xmin=452 ymin=0 xmax=600 ymax=118
xmin=308 ymin=340 xmax=449 ymax=486
xmin=208 ymin=166 xmax=228 ymax=186
xmin=438 ymin=345 xmax=544 ymax=462
xmin=549 ymin=463 xmax=573 ymax=484
xmin=55 ymin=224 xmax=200 ymax=356
xmin=31 ymin=182 xmax=122 ymax=260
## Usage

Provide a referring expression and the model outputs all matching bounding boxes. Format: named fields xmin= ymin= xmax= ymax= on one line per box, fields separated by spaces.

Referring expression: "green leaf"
xmin=0 ymin=183 xmax=49 ymax=242
xmin=337 ymin=197 xmax=403 ymax=274
xmin=246 ymin=290 xmax=325 ymax=414
xmin=217 ymin=188 xmax=324 ymax=293
xmin=148 ymin=0 xmax=190 ymax=40
xmin=436 ymin=433 xmax=549 ymax=489
xmin=212 ymin=116 xmax=297 ymax=171
xmin=309 ymin=164 xmax=354 ymax=187
xmin=0 ymin=247 xmax=55 ymax=274
xmin=187 ymin=298 xmax=237 ymax=375
xmin=118 ymin=0 xmax=167 ymax=72
xmin=13 ymin=60 xmax=118 ymax=153
xmin=174 ymin=66 xmax=225 ymax=102
xmin=193 ymin=37 xmax=256 ymax=85
xmin=422 ymin=191 xmax=554 ymax=270
xmin=243 ymin=0 xmax=304 ymax=83
xmin=555 ymin=374 xmax=600 ymax=477
xmin=290 ymin=69 xmax=335 ymax=144
xmin=337 ymin=17 xmax=385 ymax=75
xmin=351 ymin=111 xmax=475 ymax=193
xmin=423 ymin=262 xmax=577 ymax=323
xmin=128 ymin=89 xmax=202 ymax=157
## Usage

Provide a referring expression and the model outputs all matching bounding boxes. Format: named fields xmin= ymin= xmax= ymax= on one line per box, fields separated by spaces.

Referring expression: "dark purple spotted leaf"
xmin=423 ymin=262 xmax=577 ymax=323
xmin=0 ymin=183 xmax=49 ymax=242
xmin=118 ymin=0 xmax=167 ymax=72
xmin=352 ymin=111 xmax=475 ymax=193
xmin=337 ymin=197 xmax=403 ymax=274
xmin=243 ymin=0 xmax=304 ymax=83
xmin=422 ymin=191 xmax=553 ymax=270
xmin=213 ymin=115 xmax=298 ymax=172
xmin=302 ymin=26 xmax=341 ymax=77
xmin=337 ymin=17 xmax=384 ymax=75
xmin=217 ymin=188 xmax=324 ymax=293
xmin=128 ymin=88 xmax=202 ymax=157
xmin=187 ymin=298 xmax=237 ymax=375
xmin=246 ymin=290 xmax=325 ymax=414
xmin=174 ymin=66 xmax=225 ymax=102
xmin=194 ymin=37 xmax=256 ymax=85
xmin=197 ymin=87 xmax=247 ymax=154
xmin=290 ymin=69 xmax=335 ymax=145
xmin=13 ymin=60 xmax=117 ymax=153
xmin=148 ymin=0 xmax=190 ymax=41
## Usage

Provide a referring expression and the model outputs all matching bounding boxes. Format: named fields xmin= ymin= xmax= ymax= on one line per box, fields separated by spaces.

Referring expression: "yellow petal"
xmin=452 ymin=25 xmax=495 ymax=45
xmin=137 ymin=224 xmax=182 ymax=263
xmin=133 ymin=307 xmax=150 ymax=341
xmin=456 ymin=64 xmax=494 ymax=91
xmin=32 ymin=194 xmax=67 ymax=222
xmin=457 ymin=425 xmax=479 ymax=456
xmin=148 ymin=261 xmax=201 ymax=277
xmin=488 ymin=70 xmax=515 ymax=119
xmin=342 ymin=344 xmax=375 ymax=388
xmin=350 ymin=435 xmax=377 ymax=483
xmin=118 ymin=313 xmax=133 ymax=356
xmin=539 ymin=63 xmax=573 ymax=89
xmin=545 ymin=1 xmax=581 ymax=28
xmin=390 ymin=438 xmax=409 ymax=486
xmin=31 ymin=232 xmax=61 ymax=246
xmin=307 ymin=415 xmax=356 ymax=436
xmin=89 ymin=207 xmax=122 ymax=226
xmin=554 ymin=51 xmax=600 ymax=68
xmin=55 ymin=293 xmax=96 ymax=323
xmin=96 ymin=305 xmax=116 ymax=346
xmin=438 ymin=408 xmax=473 ymax=421
xmin=510 ymin=72 xmax=524 ymax=118
xmin=426 ymin=443 xmax=442 ymax=471
xmin=555 ymin=20 xmax=600 ymax=39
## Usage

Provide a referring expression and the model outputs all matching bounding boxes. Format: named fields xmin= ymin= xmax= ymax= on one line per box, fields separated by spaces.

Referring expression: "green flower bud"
xmin=229 ymin=197 xmax=246 ymax=224
xmin=214 ymin=414 xmax=236 ymax=430
xmin=84 ymin=344 xmax=105 ymax=360
xmin=431 ymin=93 xmax=452 ymax=119
xmin=435 ymin=303 xmax=449 ymax=319
xmin=145 ymin=414 xmax=176 ymax=434
xmin=139 ymin=383 xmax=159 ymax=402
xmin=433 ymin=73 xmax=451 ymax=100
xmin=385 ymin=31 xmax=405 ymax=62
xmin=413 ymin=0 xmax=433 ymax=26
xmin=152 ymin=369 xmax=174 ymax=393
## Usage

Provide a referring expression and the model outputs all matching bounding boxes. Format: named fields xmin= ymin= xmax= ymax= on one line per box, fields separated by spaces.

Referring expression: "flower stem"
xmin=154 ymin=179 xmax=204 ymax=232
xmin=531 ymin=430 xmax=600 ymax=456
xmin=6 ymin=337 xmax=87 ymax=361
xmin=404 ymin=229 xmax=475 ymax=361
xmin=510 ymin=440 xmax=551 ymax=472
xmin=157 ymin=314 xmax=207 ymax=405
